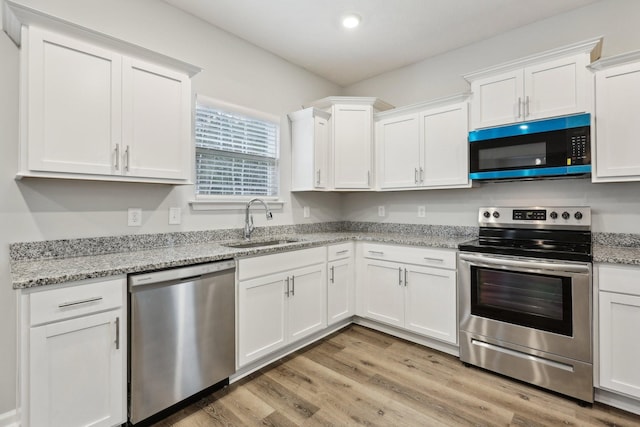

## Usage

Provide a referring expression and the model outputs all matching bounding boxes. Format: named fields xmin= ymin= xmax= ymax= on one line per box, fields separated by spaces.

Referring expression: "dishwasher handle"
xmin=129 ymin=259 xmax=236 ymax=288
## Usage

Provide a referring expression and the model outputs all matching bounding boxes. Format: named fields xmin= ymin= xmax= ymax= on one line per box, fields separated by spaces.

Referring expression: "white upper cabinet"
xmin=289 ymin=108 xmax=332 ymax=191
xmin=375 ymin=95 xmax=470 ymax=190
xmin=25 ymin=29 xmax=122 ymax=176
xmin=294 ymin=97 xmax=393 ymax=191
xmin=591 ymin=52 xmax=640 ymax=182
xmin=11 ymin=16 xmax=200 ymax=183
xmin=377 ymin=114 xmax=421 ymax=189
xmin=465 ymin=37 xmax=602 ymax=129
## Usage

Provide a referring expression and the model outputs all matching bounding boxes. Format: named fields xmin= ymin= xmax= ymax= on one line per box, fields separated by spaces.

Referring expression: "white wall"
xmin=342 ymin=0 xmax=640 ymax=232
xmin=0 ymin=0 xmax=342 ymax=416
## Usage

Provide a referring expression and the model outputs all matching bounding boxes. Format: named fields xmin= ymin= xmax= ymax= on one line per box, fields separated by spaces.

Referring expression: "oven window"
xmin=478 ymin=142 xmax=547 ymax=170
xmin=470 ymin=266 xmax=572 ymax=336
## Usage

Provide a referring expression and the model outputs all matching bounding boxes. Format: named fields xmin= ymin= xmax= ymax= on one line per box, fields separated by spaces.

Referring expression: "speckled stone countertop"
xmin=593 ymin=232 xmax=640 ymax=265
xmin=10 ymin=222 xmax=477 ymax=289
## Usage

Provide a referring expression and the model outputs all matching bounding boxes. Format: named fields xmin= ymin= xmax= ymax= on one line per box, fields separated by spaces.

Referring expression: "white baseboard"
xmin=595 ymin=388 xmax=640 ymax=416
xmin=0 ymin=408 xmax=19 ymax=427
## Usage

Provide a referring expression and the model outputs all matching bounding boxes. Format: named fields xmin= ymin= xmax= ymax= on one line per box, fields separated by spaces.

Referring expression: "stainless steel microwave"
xmin=468 ymin=113 xmax=591 ymax=181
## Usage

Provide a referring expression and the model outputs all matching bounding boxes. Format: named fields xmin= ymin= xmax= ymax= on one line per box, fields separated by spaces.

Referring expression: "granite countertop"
xmin=593 ymin=244 xmax=640 ymax=265
xmin=10 ymin=229 xmax=474 ymax=289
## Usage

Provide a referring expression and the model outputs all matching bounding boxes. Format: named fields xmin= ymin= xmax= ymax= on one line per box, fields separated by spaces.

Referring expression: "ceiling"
xmin=165 ymin=0 xmax=601 ymax=86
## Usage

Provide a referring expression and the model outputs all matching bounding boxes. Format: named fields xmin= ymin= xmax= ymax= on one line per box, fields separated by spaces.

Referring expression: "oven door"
xmin=458 ymin=252 xmax=591 ymax=363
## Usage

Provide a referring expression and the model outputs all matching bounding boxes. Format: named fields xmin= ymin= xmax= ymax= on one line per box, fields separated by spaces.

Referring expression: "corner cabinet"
xmin=376 ymin=95 xmax=470 ymax=190
xmin=464 ymin=37 xmax=602 ymax=129
xmin=358 ymin=243 xmax=458 ymax=344
xmin=290 ymin=97 xmax=393 ymax=191
xmin=591 ymin=52 xmax=640 ymax=183
xmin=597 ymin=264 xmax=640 ymax=400
xmin=327 ymin=242 xmax=355 ymax=325
xmin=15 ymin=24 xmax=199 ymax=183
xmin=19 ymin=277 xmax=127 ymax=427
xmin=237 ymin=247 xmax=327 ymax=367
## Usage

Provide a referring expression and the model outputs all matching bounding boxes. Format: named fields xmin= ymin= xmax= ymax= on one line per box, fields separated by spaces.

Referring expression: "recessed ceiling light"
xmin=341 ymin=13 xmax=361 ymax=29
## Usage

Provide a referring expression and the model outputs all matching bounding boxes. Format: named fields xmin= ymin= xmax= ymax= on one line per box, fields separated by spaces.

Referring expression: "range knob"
xmin=483 ymin=211 xmax=491 ymax=218
xmin=562 ymin=211 xmax=570 ymax=220
xmin=575 ymin=211 xmax=583 ymax=220
xmin=492 ymin=211 xmax=500 ymax=218
xmin=550 ymin=211 xmax=558 ymax=219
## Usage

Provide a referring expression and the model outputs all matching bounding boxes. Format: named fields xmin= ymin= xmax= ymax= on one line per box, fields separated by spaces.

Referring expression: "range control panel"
xmin=478 ymin=206 xmax=591 ymax=230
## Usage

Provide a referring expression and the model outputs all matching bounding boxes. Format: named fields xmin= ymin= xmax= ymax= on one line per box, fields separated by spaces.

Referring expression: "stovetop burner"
xmin=459 ymin=207 xmax=592 ymax=262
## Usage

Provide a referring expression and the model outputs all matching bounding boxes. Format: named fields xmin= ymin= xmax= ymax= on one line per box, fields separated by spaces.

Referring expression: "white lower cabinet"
xmin=327 ymin=243 xmax=355 ymax=325
xmin=21 ymin=277 xmax=126 ymax=427
xmin=598 ymin=264 xmax=640 ymax=399
xmin=359 ymin=243 xmax=458 ymax=344
xmin=237 ymin=247 xmax=327 ymax=367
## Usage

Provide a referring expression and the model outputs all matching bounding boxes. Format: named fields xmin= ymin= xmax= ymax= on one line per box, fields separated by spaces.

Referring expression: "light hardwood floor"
xmin=153 ymin=325 xmax=640 ymax=426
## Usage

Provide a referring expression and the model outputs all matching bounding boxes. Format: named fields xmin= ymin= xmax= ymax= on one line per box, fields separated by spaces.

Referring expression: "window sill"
xmin=189 ymin=198 xmax=285 ymax=211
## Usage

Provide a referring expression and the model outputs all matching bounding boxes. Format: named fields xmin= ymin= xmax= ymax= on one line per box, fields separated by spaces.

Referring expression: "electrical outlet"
xmin=303 ymin=206 xmax=310 ymax=218
xmin=418 ymin=206 xmax=426 ymax=218
xmin=378 ymin=206 xmax=385 ymax=217
xmin=128 ymin=208 xmax=142 ymax=226
xmin=169 ymin=207 xmax=181 ymax=225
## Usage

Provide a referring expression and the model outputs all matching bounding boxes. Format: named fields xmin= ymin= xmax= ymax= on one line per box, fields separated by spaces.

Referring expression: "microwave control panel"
xmin=568 ymin=128 xmax=590 ymax=165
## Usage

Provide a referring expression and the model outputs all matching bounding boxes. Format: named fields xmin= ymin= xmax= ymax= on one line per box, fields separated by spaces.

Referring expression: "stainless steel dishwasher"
xmin=128 ymin=260 xmax=236 ymax=425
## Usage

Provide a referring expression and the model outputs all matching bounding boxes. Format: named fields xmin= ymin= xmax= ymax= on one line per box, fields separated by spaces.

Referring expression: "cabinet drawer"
xmin=238 ymin=246 xmax=326 ymax=281
xmin=29 ymin=277 xmax=125 ymax=326
xmin=598 ymin=264 xmax=640 ymax=296
xmin=361 ymin=243 xmax=456 ymax=270
xmin=328 ymin=242 xmax=353 ymax=261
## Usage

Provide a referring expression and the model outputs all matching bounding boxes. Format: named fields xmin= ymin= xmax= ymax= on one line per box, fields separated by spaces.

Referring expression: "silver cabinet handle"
xmin=335 ymin=249 xmax=349 ymax=255
xmin=285 ymin=276 xmax=290 ymax=297
xmin=517 ymin=97 xmax=522 ymax=118
xmin=404 ymin=268 xmax=408 ymax=287
xmin=330 ymin=266 xmax=335 ymax=283
xmin=525 ymin=95 xmax=530 ymax=117
xmin=58 ymin=296 xmax=103 ymax=308
xmin=114 ymin=144 xmax=120 ymax=170
xmin=419 ymin=167 xmax=424 ymax=183
xmin=367 ymin=170 xmax=371 ymax=186
xmin=124 ymin=145 xmax=130 ymax=172
xmin=291 ymin=275 xmax=295 ymax=296
xmin=316 ymin=169 xmax=321 ymax=185
xmin=368 ymin=250 xmax=384 ymax=255
xmin=414 ymin=168 xmax=419 ymax=184
xmin=398 ymin=267 xmax=403 ymax=286
xmin=115 ymin=317 xmax=120 ymax=350
xmin=424 ymin=257 xmax=444 ymax=263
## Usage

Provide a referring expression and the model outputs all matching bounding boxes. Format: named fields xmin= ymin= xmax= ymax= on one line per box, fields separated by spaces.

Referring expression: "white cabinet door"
xmin=26 ymin=28 xmax=121 ymax=175
xmin=420 ymin=103 xmax=469 ymax=188
xmin=122 ymin=57 xmax=190 ymax=180
xmin=333 ymin=104 xmax=373 ymax=189
xmin=377 ymin=114 xmax=420 ymax=189
xmin=328 ymin=258 xmax=354 ymax=325
xmin=470 ymin=69 xmax=524 ymax=129
xmin=599 ymin=291 xmax=640 ymax=398
xmin=524 ymin=55 xmax=589 ymax=121
xmin=288 ymin=264 xmax=327 ymax=342
xmin=29 ymin=310 xmax=124 ymax=427
xmin=238 ymin=272 xmax=287 ymax=366
xmin=594 ymin=61 xmax=640 ymax=181
xmin=404 ymin=265 xmax=457 ymax=344
xmin=361 ymin=259 xmax=404 ymax=327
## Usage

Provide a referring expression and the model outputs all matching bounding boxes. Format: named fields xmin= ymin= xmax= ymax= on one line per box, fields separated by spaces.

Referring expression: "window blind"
xmin=195 ymin=102 xmax=279 ymax=196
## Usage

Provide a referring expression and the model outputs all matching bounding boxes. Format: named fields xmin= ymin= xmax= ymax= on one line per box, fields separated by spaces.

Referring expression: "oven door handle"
xmin=458 ymin=252 xmax=590 ymax=274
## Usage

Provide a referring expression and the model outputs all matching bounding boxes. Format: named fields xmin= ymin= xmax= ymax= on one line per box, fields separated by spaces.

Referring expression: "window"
xmin=194 ymin=96 xmax=280 ymax=198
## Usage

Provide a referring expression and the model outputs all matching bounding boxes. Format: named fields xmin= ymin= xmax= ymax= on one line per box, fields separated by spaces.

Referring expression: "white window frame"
xmin=190 ymin=95 xmax=284 ymax=211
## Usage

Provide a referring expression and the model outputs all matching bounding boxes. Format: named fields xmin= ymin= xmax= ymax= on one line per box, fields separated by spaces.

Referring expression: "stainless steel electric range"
xmin=458 ymin=206 xmax=593 ymax=404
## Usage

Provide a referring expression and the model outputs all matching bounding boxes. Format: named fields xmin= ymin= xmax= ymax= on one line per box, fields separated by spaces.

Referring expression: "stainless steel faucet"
xmin=244 ymin=198 xmax=273 ymax=239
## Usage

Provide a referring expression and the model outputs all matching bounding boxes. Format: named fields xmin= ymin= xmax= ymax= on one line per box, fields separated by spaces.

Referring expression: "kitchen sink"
xmin=223 ymin=238 xmax=300 ymax=249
